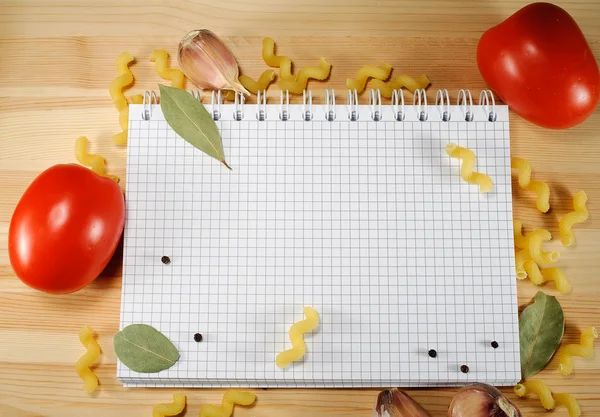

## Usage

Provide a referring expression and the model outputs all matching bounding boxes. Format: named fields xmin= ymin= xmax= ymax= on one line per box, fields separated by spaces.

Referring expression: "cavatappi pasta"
xmin=109 ymin=52 xmax=135 ymax=111
xmin=150 ymin=49 xmax=185 ymax=89
xmin=370 ymin=74 xmax=431 ymax=98
xmin=523 ymin=229 xmax=559 ymax=264
xmin=110 ymin=52 xmax=139 ymax=145
xmin=445 ymin=143 xmax=493 ymax=193
xmin=75 ymin=136 xmax=119 ymax=182
xmin=559 ymin=191 xmax=589 ymax=247
xmin=558 ymin=327 xmax=598 ymax=376
xmin=152 ymin=394 xmax=186 ymax=417
xmin=514 ymin=380 xmax=580 ymax=417
xmin=75 ymin=325 xmax=101 ymax=393
xmin=511 ymin=157 xmax=551 ymax=213
xmin=278 ymin=58 xmax=331 ymax=94
xmin=346 ymin=63 xmax=392 ymax=93
xmin=276 ymin=306 xmax=320 ymax=368
xmin=513 ymin=220 xmax=528 ymax=250
xmin=262 ymin=37 xmax=294 ymax=81
xmin=199 ymin=390 xmax=256 ymax=417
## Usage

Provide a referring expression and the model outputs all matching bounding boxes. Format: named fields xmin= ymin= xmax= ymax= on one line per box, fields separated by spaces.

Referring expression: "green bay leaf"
xmin=519 ymin=291 xmax=564 ymax=379
xmin=158 ymin=84 xmax=231 ymax=170
xmin=113 ymin=324 xmax=180 ymax=373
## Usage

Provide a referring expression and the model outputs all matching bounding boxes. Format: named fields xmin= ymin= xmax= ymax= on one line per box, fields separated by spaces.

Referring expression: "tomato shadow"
xmin=95 ymin=234 xmax=124 ymax=289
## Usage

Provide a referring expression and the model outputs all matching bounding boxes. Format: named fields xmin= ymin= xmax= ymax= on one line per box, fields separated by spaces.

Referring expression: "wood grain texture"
xmin=1 ymin=0 xmax=599 ymax=416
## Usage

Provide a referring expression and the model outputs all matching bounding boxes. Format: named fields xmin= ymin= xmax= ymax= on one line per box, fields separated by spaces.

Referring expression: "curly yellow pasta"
xmin=113 ymin=94 xmax=143 ymax=145
xmin=559 ymin=191 xmax=589 ymax=247
xmin=199 ymin=390 xmax=256 ymax=417
xmin=152 ymin=394 xmax=186 ymax=417
xmin=554 ymin=393 xmax=582 ymax=417
xmin=150 ymin=49 xmax=185 ymax=89
xmin=370 ymin=74 xmax=431 ymax=98
xmin=110 ymin=52 xmax=140 ymax=145
xmin=262 ymin=37 xmax=295 ymax=80
xmin=75 ymin=325 xmax=101 ymax=393
xmin=276 ymin=306 xmax=320 ymax=368
xmin=513 ymin=220 xmax=528 ymax=249
xmin=511 ymin=157 xmax=550 ymax=213
xmin=109 ymin=52 xmax=135 ymax=111
xmin=515 ymin=248 xmax=529 ymax=280
xmin=224 ymin=70 xmax=276 ymax=101
xmin=130 ymin=94 xmax=143 ymax=104
xmin=278 ymin=58 xmax=332 ymax=94
xmin=523 ymin=229 xmax=559 ymax=264
xmin=522 ymin=261 xmax=571 ymax=293
xmin=513 ymin=223 xmax=570 ymax=292
xmin=346 ymin=63 xmax=392 ymax=93
xmin=515 ymin=380 xmax=580 ymax=417
xmin=558 ymin=327 xmax=598 ymax=376
xmin=445 ymin=143 xmax=493 ymax=193
xmin=75 ymin=136 xmax=119 ymax=182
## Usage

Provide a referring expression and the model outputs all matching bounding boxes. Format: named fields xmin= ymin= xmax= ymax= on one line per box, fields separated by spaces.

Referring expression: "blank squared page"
xmin=119 ymin=103 xmax=520 ymax=388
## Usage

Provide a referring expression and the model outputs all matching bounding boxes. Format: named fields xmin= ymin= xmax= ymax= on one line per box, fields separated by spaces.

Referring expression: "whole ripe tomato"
xmin=8 ymin=164 xmax=125 ymax=294
xmin=477 ymin=2 xmax=600 ymax=129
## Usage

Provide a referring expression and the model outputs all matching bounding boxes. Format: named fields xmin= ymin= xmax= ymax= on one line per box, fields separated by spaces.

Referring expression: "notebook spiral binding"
xmin=141 ymin=88 xmax=497 ymax=123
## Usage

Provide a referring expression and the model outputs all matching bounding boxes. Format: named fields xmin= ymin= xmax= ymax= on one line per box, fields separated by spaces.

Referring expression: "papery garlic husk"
xmin=373 ymin=388 xmax=432 ymax=417
xmin=448 ymin=383 xmax=522 ymax=417
xmin=178 ymin=29 xmax=250 ymax=95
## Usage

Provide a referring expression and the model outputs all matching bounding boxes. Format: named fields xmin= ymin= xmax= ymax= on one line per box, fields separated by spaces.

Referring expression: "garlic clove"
xmin=373 ymin=388 xmax=432 ymax=417
xmin=177 ymin=29 xmax=250 ymax=95
xmin=448 ymin=383 xmax=522 ymax=417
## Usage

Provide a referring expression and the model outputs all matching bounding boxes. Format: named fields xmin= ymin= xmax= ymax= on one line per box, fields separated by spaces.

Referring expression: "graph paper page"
xmin=119 ymin=103 xmax=520 ymax=388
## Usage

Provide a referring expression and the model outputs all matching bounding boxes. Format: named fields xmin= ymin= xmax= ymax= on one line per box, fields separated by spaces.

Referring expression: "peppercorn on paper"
xmin=119 ymin=99 xmax=520 ymax=388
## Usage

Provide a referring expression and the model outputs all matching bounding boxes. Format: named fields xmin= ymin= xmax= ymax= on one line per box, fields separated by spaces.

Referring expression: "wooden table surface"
xmin=1 ymin=1 xmax=599 ymax=416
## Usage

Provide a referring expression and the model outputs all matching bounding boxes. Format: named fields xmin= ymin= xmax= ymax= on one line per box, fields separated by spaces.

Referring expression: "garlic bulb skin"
xmin=177 ymin=29 xmax=250 ymax=94
xmin=448 ymin=383 xmax=522 ymax=417
xmin=373 ymin=388 xmax=432 ymax=417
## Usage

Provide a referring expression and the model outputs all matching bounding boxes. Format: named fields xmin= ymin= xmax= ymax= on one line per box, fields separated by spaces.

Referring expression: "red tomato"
xmin=8 ymin=164 xmax=125 ymax=294
xmin=477 ymin=2 xmax=600 ymax=129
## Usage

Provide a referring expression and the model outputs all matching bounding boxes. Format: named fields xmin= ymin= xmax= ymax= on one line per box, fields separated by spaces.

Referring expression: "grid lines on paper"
xmin=119 ymin=107 xmax=519 ymax=388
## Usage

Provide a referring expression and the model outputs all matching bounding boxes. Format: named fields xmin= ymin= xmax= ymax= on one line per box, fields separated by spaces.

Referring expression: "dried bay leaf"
xmin=519 ymin=291 xmax=564 ymax=379
xmin=158 ymin=84 xmax=231 ymax=170
xmin=114 ymin=324 xmax=180 ymax=373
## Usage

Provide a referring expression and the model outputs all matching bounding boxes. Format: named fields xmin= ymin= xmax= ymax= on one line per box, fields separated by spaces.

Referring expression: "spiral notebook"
xmin=118 ymin=88 xmax=520 ymax=388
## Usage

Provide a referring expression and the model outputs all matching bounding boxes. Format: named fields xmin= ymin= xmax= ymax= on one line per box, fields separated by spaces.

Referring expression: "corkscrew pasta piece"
xmin=559 ymin=191 xmax=589 ymax=247
xmin=278 ymin=58 xmax=332 ymax=94
xmin=346 ymin=63 xmax=392 ymax=93
xmin=554 ymin=393 xmax=582 ymax=417
xmin=75 ymin=136 xmax=119 ymax=182
xmin=150 ymin=49 xmax=185 ymax=89
xmin=511 ymin=157 xmax=551 ymax=213
xmin=109 ymin=51 xmax=135 ymax=111
xmin=262 ymin=37 xmax=294 ymax=80
xmin=558 ymin=327 xmax=598 ymax=376
xmin=523 ymin=229 xmax=559 ymax=264
xmin=522 ymin=261 xmax=571 ymax=293
xmin=113 ymin=106 xmax=130 ymax=146
xmin=370 ymin=74 xmax=431 ymax=98
xmin=75 ymin=325 xmax=101 ymax=393
xmin=152 ymin=394 xmax=186 ymax=417
xmin=130 ymin=94 xmax=143 ymax=104
xmin=113 ymin=94 xmax=143 ymax=145
xmin=199 ymin=390 xmax=256 ymax=417
xmin=514 ymin=380 xmax=580 ymax=417
xmin=276 ymin=306 xmax=320 ymax=368
xmin=445 ymin=143 xmax=493 ymax=192
xmin=515 ymin=249 xmax=529 ymax=280
xmin=224 ymin=70 xmax=276 ymax=100
xmin=513 ymin=220 xmax=528 ymax=249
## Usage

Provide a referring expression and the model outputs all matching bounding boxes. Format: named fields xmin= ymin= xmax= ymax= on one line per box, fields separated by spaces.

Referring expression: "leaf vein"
xmin=116 ymin=333 xmax=175 ymax=364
